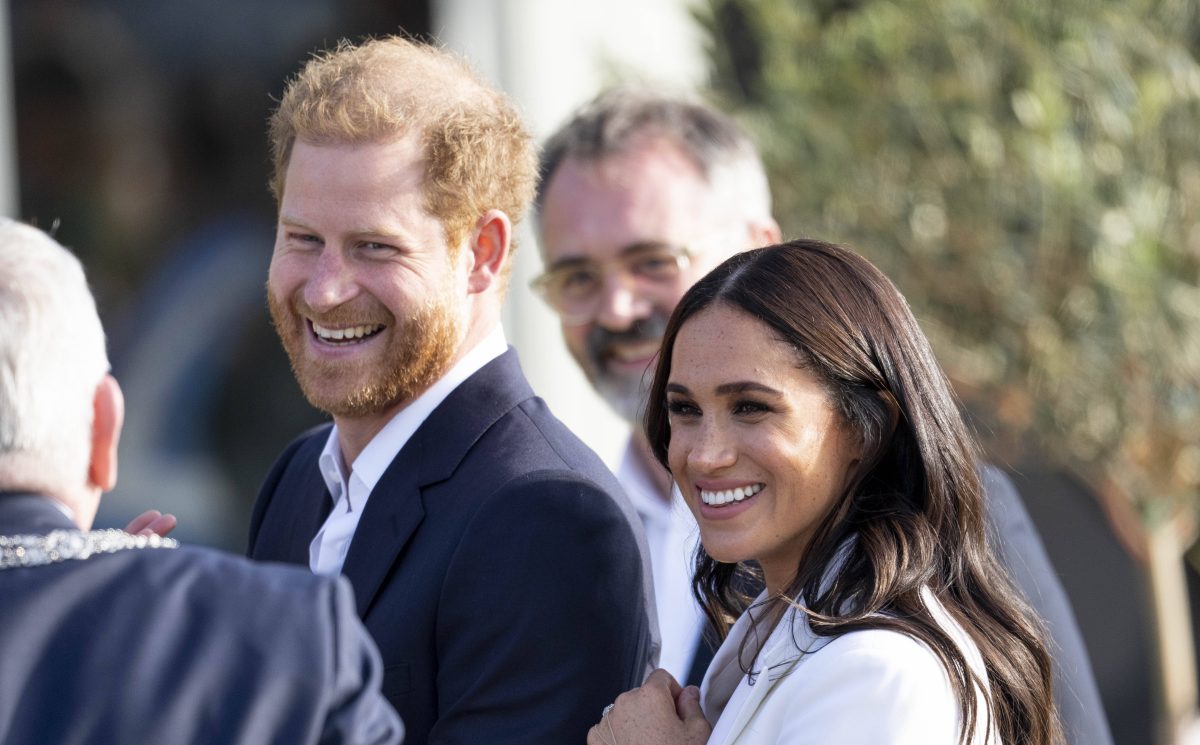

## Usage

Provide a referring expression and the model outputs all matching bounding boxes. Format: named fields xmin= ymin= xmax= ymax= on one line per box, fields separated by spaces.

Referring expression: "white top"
xmin=702 ymin=583 xmax=996 ymax=745
xmin=616 ymin=439 xmax=707 ymax=682
xmin=309 ymin=327 xmax=508 ymax=576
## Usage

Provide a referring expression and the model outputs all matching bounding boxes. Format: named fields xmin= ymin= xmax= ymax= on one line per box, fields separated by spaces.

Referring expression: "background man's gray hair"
xmin=536 ymin=87 xmax=773 ymax=225
xmin=0 ymin=219 xmax=109 ymax=493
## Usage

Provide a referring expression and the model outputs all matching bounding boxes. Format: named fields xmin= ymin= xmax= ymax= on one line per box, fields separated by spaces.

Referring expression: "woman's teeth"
xmin=699 ymin=483 xmax=764 ymax=506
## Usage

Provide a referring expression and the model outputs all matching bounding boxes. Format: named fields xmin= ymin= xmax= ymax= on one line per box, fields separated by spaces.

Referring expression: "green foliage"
xmin=698 ymin=0 xmax=1200 ymax=523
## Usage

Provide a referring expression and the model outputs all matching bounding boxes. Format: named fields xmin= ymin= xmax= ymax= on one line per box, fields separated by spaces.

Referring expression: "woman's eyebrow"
xmin=714 ymin=381 xmax=783 ymax=397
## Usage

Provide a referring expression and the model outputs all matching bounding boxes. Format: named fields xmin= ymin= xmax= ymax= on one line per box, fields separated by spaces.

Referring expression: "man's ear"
xmin=748 ymin=217 xmax=782 ymax=249
xmin=466 ymin=209 xmax=512 ymax=294
xmin=88 ymin=374 xmax=124 ymax=493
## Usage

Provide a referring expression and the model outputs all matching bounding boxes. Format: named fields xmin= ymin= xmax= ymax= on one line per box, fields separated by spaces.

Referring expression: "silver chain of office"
xmin=0 ymin=529 xmax=177 ymax=570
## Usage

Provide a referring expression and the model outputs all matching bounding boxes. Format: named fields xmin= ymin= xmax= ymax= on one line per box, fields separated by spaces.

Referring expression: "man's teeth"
xmin=699 ymin=483 xmax=764 ymax=506
xmin=312 ymin=322 xmax=384 ymax=342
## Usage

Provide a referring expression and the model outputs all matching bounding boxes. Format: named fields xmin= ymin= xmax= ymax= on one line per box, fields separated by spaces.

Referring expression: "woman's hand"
xmin=587 ymin=669 xmax=712 ymax=745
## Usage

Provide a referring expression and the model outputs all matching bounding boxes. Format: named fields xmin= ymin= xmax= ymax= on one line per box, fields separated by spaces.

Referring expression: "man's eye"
xmin=558 ymin=269 xmax=600 ymax=296
xmin=289 ymin=232 xmax=320 ymax=244
xmin=362 ymin=241 xmax=395 ymax=252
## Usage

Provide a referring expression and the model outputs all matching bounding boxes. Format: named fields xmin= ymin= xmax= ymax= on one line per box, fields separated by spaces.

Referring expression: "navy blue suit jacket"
xmin=248 ymin=349 xmax=658 ymax=745
xmin=0 ymin=493 xmax=402 ymax=745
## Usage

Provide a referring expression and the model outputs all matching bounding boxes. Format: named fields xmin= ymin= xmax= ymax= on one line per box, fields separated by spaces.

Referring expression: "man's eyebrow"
xmin=348 ymin=226 xmax=410 ymax=240
xmin=545 ymin=255 xmax=593 ymax=271
xmin=620 ymin=240 xmax=676 ymax=255
xmin=278 ymin=215 xmax=314 ymax=230
xmin=547 ymin=241 xmax=678 ymax=271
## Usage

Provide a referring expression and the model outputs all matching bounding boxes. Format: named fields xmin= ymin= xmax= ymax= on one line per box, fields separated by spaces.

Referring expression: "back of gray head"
xmin=0 ymin=219 xmax=108 ymax=490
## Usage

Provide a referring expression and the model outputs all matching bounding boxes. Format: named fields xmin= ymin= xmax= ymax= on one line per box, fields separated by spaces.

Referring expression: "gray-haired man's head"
xmin=534 ymin=89 xmax=779 ymax=423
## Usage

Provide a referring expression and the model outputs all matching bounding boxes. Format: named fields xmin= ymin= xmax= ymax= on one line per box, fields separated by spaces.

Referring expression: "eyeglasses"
xmin=531 ymin=243 xmax=693 ymax=325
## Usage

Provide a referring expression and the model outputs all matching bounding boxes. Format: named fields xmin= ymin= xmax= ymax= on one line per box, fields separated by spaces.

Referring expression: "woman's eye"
xmin=666 ymin=399 xmax=700 ymax=418
xmin=733 ymin=400 xmax=770 ymax=416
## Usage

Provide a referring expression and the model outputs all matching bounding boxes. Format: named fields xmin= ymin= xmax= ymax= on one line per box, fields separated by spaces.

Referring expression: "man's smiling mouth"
xmin=310 ymin=320 xmax=385 ymax=344
xmin=606 ymin=339 xmax=661 ymax=364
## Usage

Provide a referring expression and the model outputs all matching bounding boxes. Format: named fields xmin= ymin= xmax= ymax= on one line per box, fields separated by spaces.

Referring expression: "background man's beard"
xmin=584 ymin=313 xmax=668 ymax=425
xmin=593 ymin=373 xmax=652 ymax=424
xmin=269 ymin=293 xmax=462 ymax=418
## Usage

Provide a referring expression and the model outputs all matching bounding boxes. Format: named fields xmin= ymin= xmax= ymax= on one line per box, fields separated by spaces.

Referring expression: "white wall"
xmin=433 ymin=0 xmax=707 ymax=464
xmin=0 ymin=0 xmax=17 ymax=217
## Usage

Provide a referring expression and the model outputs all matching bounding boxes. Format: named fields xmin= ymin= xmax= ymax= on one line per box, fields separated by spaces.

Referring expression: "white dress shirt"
xmin=309 ymin=326 xmax=508 ymax=576
xmin=616 ymin=439 xmax=707 ymax=682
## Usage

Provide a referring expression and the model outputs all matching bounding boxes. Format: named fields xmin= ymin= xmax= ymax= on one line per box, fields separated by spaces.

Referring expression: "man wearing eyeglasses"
xmin=533 ymin=89 xmax=1114 ymax=745
xmin=533 ymin=90 xmax=780 ymax=688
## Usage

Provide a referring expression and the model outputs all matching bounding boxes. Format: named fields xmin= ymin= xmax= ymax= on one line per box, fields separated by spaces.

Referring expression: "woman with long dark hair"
xmin=588 ymin=239 xmax=1060 ymax=745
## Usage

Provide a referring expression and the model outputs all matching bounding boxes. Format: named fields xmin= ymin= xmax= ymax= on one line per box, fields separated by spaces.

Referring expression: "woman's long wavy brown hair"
xmin=645 ymin=239 xmax=1061 ymax=745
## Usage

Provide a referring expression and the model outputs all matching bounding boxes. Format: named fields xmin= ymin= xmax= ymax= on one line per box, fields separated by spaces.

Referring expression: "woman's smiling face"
xmin=665 ymin=303 xmax=861 ymax=594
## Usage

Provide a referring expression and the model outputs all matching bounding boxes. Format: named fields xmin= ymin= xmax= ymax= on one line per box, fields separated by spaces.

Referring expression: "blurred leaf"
xmin=701 ymin=0 xmax=1200 ymax=524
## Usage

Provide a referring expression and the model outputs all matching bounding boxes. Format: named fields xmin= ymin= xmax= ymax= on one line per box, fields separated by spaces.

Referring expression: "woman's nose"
xmin=686 ymin=420 xmax=737 ymax=473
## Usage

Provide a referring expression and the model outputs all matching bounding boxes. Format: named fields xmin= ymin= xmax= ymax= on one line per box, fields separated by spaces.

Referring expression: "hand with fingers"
xmin=587 ymin=669 xmax=711 ymax=745
xmin=124 ymin=509 xmax=178 ymax=538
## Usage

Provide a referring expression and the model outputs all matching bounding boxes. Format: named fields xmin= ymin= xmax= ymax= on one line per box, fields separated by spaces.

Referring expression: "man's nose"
xmin=593 ymin=272 xmax=652 ymax=331
xmin=303 ymin=248 xmax=358 ymax=311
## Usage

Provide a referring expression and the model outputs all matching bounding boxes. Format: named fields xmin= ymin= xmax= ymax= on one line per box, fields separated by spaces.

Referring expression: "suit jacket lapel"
xmin=340 ymin=436 xmax=426 ymax=617
xmin=252 ymin=430 xmax=334 ymax=566
xmin=340 ymin=348 xmax=534 ymax=618
xmin=285 ymin=477 xmax=334 ymax=566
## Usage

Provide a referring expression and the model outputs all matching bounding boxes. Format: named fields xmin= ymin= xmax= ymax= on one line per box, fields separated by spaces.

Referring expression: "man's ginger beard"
xmin=268 ymin=290 xmax=462 ymax=418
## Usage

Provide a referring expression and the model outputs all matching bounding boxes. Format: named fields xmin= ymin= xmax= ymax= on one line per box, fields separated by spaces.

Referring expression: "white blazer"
xmin=701 ymin=587 xmax=996 ymax=745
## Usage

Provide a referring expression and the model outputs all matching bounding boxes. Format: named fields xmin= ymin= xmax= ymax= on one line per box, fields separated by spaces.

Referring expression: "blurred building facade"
xmin=8 ymin=0 xmax=709 ymax=545
xmin=4 ymin=1 xmax=1169 ymax=742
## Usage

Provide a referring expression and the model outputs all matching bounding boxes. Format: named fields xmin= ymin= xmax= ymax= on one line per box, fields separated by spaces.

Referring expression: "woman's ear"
xmin=466 ymin=209 xmax=512 ymax=294
xmin=88 ymin=374 xmax=124 ymax=492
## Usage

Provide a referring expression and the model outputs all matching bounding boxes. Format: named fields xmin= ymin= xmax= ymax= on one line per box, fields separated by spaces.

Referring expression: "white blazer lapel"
xmin=704 ymin=601 xmax=833 ymax=745
xmin=700 ymin=631 xmax=747 ymax=726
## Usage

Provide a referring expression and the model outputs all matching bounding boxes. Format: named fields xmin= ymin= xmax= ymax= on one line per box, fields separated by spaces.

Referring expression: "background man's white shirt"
xmin=616 ymin=439 xmax=707 ymax=681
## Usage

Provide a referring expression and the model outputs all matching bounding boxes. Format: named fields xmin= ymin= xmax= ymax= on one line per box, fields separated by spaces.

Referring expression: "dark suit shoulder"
xmin=462 ymin=468 xmax=632 ymax=538
xmin=82 ymin=544 xmax=347 ymax=647
xmin=453 ymin=394 xmax=624 ymax=495
xmin=0 ymin=543 xmax=402 ymax=745
xmin=430 ymin=469 xmax=653 ymax=743
xmin=148 ymin=544 xmax=336 ymax=603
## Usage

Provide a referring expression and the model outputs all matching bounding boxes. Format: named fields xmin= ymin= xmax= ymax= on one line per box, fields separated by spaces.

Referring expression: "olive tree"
xmin=697 ymin=0 xmax=1200 ymax=740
